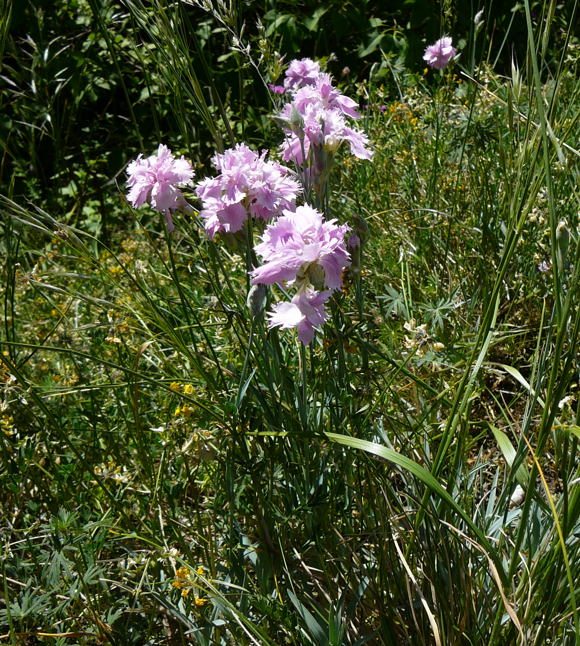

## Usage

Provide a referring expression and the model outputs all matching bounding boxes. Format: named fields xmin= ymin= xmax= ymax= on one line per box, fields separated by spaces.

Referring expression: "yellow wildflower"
xmin=1 ymin=414 xmax=14 ymax=435
xmin=172 ymin=566 xmax=191 ymax=590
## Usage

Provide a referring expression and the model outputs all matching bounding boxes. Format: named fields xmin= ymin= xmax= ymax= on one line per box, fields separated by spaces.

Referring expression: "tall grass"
xmin=1 ymin=0 xmax=578 ymax=644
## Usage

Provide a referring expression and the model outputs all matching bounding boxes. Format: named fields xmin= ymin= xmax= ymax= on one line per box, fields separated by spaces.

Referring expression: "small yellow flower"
xmin=175 ymin=566 xmax=191 ymax=579
xmin=170 ymin=382 xmax=181 ymax=391
xmin=1 ymin=414 xmax=14 ymax=435
xmin=174 ymin=405 xmax=196 ymax=418
xmin=196 ymin=565 xmax=205 ymax=576
xmin=194 ymin=596 xmax=208 ymax=607
xmin=183 ymin=384 xmax=194 ymax=395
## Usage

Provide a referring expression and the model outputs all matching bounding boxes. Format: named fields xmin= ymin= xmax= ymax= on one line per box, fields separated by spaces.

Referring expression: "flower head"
xmin=423 ymin=37 xmax=456 ymax=70
xmin=126 ymin=144 xmax=194 ymax=231
xmin=268 ymin=84 xmax=286 ymax=95
xmin=279 ymin=103 xmax=372 ymax=164
xmin=283 ymin=57 xmax=322 ymax=91
xmin=278 ymin=72 xmax=372 ymax=164
xmin=291 ymin=73 xmax=361 ymax=119
xmin=251 ymin=204 xmax=350 ymax=290
xmin=537 ymin=260 xmax=550 ymax=273
xmin=195 ymin=143 xmax=300 ymax=239
xmin=268 ymin=288 xmax=331 ymax=345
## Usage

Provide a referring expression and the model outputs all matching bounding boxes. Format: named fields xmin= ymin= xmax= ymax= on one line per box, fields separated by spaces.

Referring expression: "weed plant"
xmin=1 ymin=1 xmax=579 ymax=644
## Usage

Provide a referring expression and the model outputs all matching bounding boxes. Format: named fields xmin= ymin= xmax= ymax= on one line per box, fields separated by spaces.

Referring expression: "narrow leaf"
xmin=325 ymin=432 xmax=508 ymax=585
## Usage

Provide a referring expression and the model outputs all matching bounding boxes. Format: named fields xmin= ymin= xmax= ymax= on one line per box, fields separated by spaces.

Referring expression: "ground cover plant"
xmin=1 ymin=0 xmax=579 ymax=644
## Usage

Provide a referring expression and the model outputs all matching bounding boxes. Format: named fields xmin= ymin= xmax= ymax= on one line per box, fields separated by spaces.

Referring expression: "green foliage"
xmin=1 ymin=0 xmax=579 ymax=644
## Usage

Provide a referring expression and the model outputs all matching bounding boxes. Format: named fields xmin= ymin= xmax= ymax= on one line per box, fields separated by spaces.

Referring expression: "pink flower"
xmin=347 ymin=233 xmax=360 ymax=250
xmin=423 ymin=37 xmax=456 ymax=70
xmin=195 ymin=143 xmax=300 ymax=239
xmin=283 ymin=57 xmax=322 ymax=91
xmin=292 ymin=73 xmax=361 ymax=119
xmin=251 ymin=204 xmax=350 ymax=290
xmin=537 ymin=260 xmax=550 ymax=273
xmin=280 ymin=103 xmax=372 ymax=164
xmin=277 ymin=71 xmax=372 ymax=164
xmin=267 ymin=288 xmax=331 ymax=345
xmin=268 ymin=84 xmax=286 ymax=95
xmin=126 ymin=144 xmax=194 ymax=231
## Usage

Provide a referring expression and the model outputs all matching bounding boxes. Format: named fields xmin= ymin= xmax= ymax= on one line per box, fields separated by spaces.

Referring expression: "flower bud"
xmin=556 ymin=220 xmax=570 ymax=269
xmin=474 ymin=9 xmax=485 ymax=33
xmin=352 ymin=214 xmax=370 ymax=245
xmin=288 ymin=106 xmax=305 ymax=134
xmin=246 ymin=284 xmax=267 ymax=316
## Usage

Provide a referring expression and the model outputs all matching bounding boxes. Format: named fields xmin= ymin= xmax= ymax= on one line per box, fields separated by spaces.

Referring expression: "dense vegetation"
xmin=1 ymin=1 xmax=578 ymax=644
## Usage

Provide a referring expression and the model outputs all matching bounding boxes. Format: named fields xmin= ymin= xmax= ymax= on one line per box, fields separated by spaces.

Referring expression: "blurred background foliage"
xmin=1 ymin=1 xmax=579 ymax=643
xmin=2 ymin=0 xmax=574 ymax=230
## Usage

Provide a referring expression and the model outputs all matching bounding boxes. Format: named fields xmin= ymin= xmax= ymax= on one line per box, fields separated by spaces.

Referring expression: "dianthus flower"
xmin=268 ymin=84 xmax=286 ymax=95
xmin=251 ymin=204 xmax=350 ymax=290
xmin=283 ymin=57 xmax=322 ymax=91
xmin=278 ymin=72 xmax=372 ymax=164
xmin=126 ymin=144 xmax=194 ymax=231
xmin=423 ymin=37 xmax=456 ymax=70
xmin=291 ymin=73 xmax=361 ymax=119
xmin=268 ymin=287 xmax=331 ymax=345
xmin=195 ymin=143 xmax=300 ymax=239
xmin=279 ymin=102 xmax=372 ymax=164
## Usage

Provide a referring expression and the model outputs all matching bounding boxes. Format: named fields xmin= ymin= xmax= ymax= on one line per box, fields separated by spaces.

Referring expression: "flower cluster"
xmin=277 ymin=61 xmax=373 ymax=166
xmin=251 ymin=205 xmax=350 ymax=344
xmin=124 ymin=57 xmax=372 ymax=345
xmin=172 ymin=565 xmax=208 ymax=605
xmin=126 ymin=144 xmax=194 ymax=231
xmin=423 ymin=37 xmax=456 ymax=70
xmin=195 ymin=143 xmax=300 ymax=239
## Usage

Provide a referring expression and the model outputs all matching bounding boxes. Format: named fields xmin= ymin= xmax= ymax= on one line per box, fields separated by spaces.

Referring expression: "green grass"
xmin=1 ymin=1 xmax=579 ymax=644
